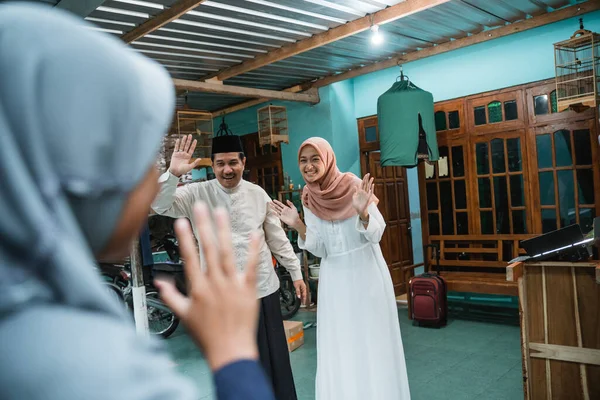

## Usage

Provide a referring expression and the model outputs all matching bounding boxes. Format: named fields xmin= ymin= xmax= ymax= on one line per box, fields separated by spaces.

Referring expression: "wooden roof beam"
xmin=208 ymin=0 xmax=451 ymax=82
xmin=121 ymin=0 xmax=207 ymax=44
xmin=211 ymin=1 xmax=599 ymax=117
xmin=173 ymin=79 xmax=319 ymax=104
xmin=210 ymin=86 xmax=305 ymax=117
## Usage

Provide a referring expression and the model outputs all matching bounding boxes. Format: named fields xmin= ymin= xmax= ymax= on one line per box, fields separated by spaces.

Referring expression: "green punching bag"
xmin=377 ymin=75 xmax=439 ymax=167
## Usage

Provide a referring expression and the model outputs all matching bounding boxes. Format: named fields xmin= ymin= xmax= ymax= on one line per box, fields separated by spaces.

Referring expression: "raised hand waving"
xmin=352 ymin=173 xmax=375 ymax=219
xmin=169 ymin=134 xmax=203 ymax=177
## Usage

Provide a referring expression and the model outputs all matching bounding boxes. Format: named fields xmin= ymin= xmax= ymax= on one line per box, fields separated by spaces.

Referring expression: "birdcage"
xmin=554 ymin=19 xmax=600 ymax=112
xmin=161 ymin=110 xmax=213 ymax=170
xmin=257 ymin=105 xmax=289 ymax=146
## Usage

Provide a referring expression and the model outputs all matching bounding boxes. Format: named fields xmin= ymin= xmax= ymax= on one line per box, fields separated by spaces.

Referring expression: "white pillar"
xmin=130 ymin=237 xmax=149 ymax=337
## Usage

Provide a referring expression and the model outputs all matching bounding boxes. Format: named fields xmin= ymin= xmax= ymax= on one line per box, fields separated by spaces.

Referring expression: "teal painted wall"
xmin=220 ymin=11 xmax=600 ymax=265
xmin=330 ymin=79 xmax=361 ymax=176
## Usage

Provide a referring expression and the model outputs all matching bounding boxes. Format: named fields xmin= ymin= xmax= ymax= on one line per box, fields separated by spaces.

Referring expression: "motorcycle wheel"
xmin=279 ymin=275 xmax=301 ymax=320
xmin=104 ymin=283 xmax=125 ymax=304
xmin=146 ymin=291 xmax=180 ymax=338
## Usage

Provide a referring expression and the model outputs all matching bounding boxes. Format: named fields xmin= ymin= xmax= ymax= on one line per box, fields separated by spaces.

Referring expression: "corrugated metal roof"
xmin=34 ymin=0 xmax=591 ymax=112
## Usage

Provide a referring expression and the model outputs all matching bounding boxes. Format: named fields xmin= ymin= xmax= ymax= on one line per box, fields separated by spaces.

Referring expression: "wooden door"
xmin=241 ymin=133 xmax=283 ymax=198
xmin=366 ymin=151 xmax=414 ymax=295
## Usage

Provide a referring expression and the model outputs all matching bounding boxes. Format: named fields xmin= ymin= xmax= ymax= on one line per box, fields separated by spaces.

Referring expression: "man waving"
xmin=152 ymin=131 xmax=305 ymax=400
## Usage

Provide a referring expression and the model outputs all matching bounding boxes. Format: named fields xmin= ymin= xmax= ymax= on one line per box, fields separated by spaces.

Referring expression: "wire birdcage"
xmin=257 ymin=105 xmax=289 ymax=147
xmin=554 ymin=19 xmax=600 ymax=112
xmin=160 ymin=110 xmax=213 ymax=170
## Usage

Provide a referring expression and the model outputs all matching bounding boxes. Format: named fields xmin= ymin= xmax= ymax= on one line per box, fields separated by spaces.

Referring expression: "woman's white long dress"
xmin=298 ymin=203 xmax=411 ymax=400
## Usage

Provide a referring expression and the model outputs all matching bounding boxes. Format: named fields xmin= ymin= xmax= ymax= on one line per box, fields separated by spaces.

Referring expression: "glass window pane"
xmin=456 ymin=212 xmax=469 ymax=234
xmin=573 ymin=129 xmax=592 ymax=165
xmin=454 ymin=180 xmax=467 ymax=209
xmin=542 ymin=209 xmax=557 ymax=233
xmin=451 ymin=146 xmax=464 ymax=177
xmin=536 ymin=134 xmax=553 ymax=169
xmin=579 ymin=208 xmax=595 ymax=232
xmin=557 ymin=170 xmax=576 ymax=227
xmin=439 ymin=145 xmax=449 ymax=159
xmin=534 ymin=95 xmax=549 ymax=115
xmin=494 ymin=176 xmax=510 ymax=234
xmin=365 ymin=126 xmax=377 ymax=143
xmin=491 ymin=139 xmax=506 ymax=173
xmin=428 ymin=213 xmax=440 ymax=236
xmin=507 ymin=138 xmax=522 ymax=172
xmin=510 ymin=174 xmax=525 ymax=207
xmin=448 ymin=111 xmax=460 ymax=129
xmin=577 ymin=169 xmax=595 ymax=205
xmin=488 ymin=101 xmax=502 ymax=123
xmin=474 ymin=106 xmax=486 ymax=125
xmin=476 ymin=143 xmax=489 ymax=174
xmin=513 ymin=210 xmax=527 ymax=234
xmin=440 ymin=181 xmax=454 ymax=235
xmin=426 ymin=182 xmax=439 ymax=210
xmin=550 ymin=90 xmax=558 ymax=113
xmin=479 ymin=178 xmax=492 ymax=208
xmin=481 ymin=211 xmax=494 ymax=234
xmin=539 ymin=171 xmax=555 ymax=206
xmin=554 ymin=129 xmax=573 ymax=167
xmin=435 ymin=111 xmax=447 ymax=131
xmin=504 ymin=100 xmax=518 ymax=121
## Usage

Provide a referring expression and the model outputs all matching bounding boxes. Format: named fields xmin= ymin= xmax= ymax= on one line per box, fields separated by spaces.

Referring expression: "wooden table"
xmin=507 ymin=261 xmax=600 ymax=400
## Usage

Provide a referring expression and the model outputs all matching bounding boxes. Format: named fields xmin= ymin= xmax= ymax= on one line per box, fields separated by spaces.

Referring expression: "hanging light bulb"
xmin=370 ymin=24 xmax=383 ymax=45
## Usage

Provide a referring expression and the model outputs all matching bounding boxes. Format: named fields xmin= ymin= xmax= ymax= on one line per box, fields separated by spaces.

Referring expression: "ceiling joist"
xmin=173 ymin=79 xmax=319 ymax=104
xmin=121 ymin=0 xmax=207 ymax=44
xmin=212 ymin=1 xmax=599 ymax=117
xmin=207 ymin=0 xmax=451 ymax=82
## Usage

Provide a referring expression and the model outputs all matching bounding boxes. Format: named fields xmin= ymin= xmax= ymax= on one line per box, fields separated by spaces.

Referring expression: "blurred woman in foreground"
xmin=0 ymin=3 xmax=272 ymax=399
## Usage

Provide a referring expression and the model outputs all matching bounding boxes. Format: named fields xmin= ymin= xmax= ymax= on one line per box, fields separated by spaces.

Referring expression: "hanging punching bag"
xmin=377 ymin=78 xmax=439 ymax=167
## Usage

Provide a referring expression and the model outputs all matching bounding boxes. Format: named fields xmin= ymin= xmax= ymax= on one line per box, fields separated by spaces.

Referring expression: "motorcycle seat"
xmin=152 ymin=262 xmax=184 ymax=273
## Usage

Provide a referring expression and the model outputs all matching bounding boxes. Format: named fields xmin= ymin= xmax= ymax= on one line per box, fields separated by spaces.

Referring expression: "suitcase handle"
xmin=423 ymin=244 xmax=440 ymax=274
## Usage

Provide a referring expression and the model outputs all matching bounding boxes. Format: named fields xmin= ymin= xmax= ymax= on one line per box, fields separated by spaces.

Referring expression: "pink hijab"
xmin=299 ymin=137 xmax=378 ymax=221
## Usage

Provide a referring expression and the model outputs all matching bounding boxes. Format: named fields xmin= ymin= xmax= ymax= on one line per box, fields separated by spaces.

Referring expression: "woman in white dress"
xmin=271 ymin=137 xmax=411 ymax=400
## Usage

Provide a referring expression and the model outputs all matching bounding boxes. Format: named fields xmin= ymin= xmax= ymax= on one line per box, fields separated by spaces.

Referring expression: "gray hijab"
xmin=0 ymin=2 xmax=172 ymax=316
xmin=0 ymin=3 xmax=196 ymax=399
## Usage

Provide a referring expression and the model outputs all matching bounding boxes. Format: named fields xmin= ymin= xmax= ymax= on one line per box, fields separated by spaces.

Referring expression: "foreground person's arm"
xmin=214 ymin=360 xmax=275 ymax=400
xmin=156 ymin=203 xmax=275 ymax=400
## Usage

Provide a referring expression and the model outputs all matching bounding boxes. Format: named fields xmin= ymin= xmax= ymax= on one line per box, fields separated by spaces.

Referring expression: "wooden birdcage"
xmin=257 ymin=105 xmax=289 ymax=146
xmin=161 ymin=110 xmax=213 ymax=170
xmin=554 ymin=19 xmax=600 ymax=112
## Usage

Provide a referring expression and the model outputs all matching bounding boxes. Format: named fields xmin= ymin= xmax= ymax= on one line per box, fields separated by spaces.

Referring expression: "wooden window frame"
xmin=526 ymin=81 xmax=596 ymax=126
xmin=357 ymin=116 xmax=380 ymax=152
xmin=529 ymin=119 xmax=600 ymax=233
xmin=434 ymin=99 xmax=466 ymax=138
xmin=470 ymin=129 xmax=531 ymax=235
xmin=467 ymin=90 xmax=526 ymax=135
xmin=419 ymin=136 xmax=472 ymax=237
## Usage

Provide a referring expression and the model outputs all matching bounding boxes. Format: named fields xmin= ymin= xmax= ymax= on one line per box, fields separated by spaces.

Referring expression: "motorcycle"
xmin=274 ymin=257 xmax=301 ymax=320
xmin=99 ymin=255 xmax=183 ymax=339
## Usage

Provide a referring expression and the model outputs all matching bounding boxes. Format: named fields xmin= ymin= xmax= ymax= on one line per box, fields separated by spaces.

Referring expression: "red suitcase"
xmin=409 ymin=245 xmax=447 ymax=327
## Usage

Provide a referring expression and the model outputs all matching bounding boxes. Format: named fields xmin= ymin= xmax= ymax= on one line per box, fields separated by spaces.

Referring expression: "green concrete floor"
xmin=165 ymin=309 xmax=523 ymax=400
